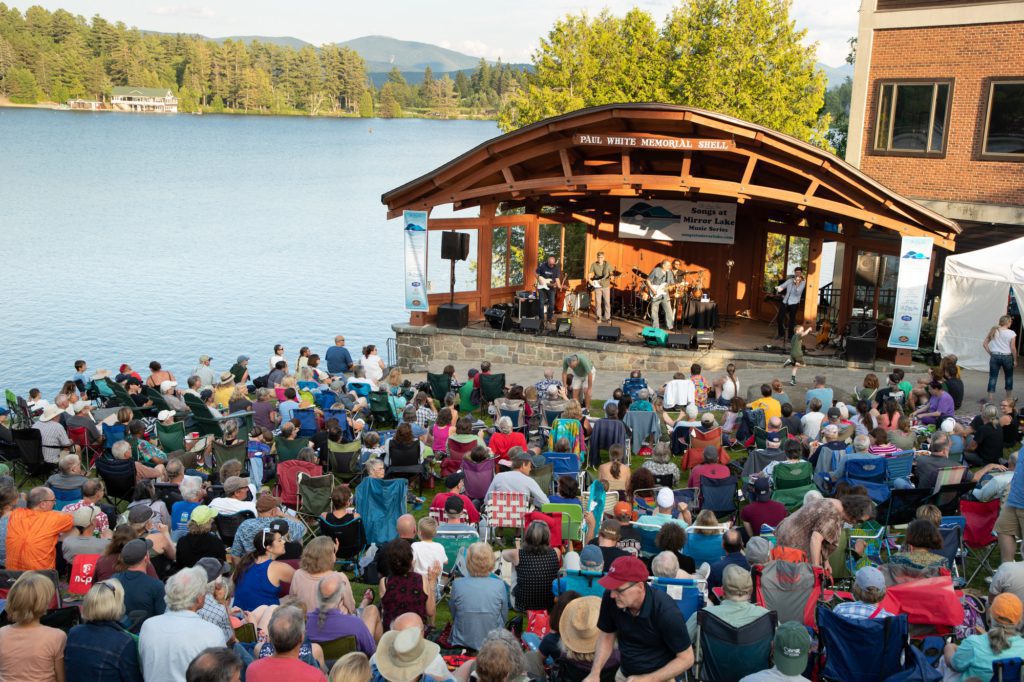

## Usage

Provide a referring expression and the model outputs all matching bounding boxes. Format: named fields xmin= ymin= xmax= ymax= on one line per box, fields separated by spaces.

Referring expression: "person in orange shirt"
xmin=5 ymin=487 xmax=74 ymax=570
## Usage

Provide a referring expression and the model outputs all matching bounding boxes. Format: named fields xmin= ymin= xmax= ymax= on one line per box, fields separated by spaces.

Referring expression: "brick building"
xmin=847 ymin=0 xmax=1024 ymax=249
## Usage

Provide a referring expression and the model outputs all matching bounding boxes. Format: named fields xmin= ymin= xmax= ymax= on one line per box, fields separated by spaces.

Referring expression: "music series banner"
xmin=619 ymin=199 xmax=736 ymax=244
xmin=403 ymin=210 xmax=428 ymax=312
xmin=887 ymin=236 xmax=934 ymax=350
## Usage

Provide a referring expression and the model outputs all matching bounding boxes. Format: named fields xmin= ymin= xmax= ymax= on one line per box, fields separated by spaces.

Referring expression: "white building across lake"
xmin=110 ymin=87 xmax=178 ymax=113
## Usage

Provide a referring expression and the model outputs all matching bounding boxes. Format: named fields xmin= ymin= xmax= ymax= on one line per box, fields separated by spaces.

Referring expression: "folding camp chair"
xmin=212 ymin=441 xmax=247 ymax=470
xmin=635 ymin=524 xmax=661 ymax=557
xmin=740 ymin=448 xmax=787 ymax=481
xmin=318 ymin=514 xmax=367 ymax=569
xmin=524 ymin=510 xmax=565 ymax=548
xmin=633 ymin=487 xmax=697 ymax=517
xmin=558 ymin=570 xmax=606 ymax=598
xmin=293 ymin=409 xmax=319 ymax=438
xmin=993 ymin=657 xmax=1024 ymax=681
xmin=233 ymin=623 xmax=258 ymax=644
xmin=68 ymin=553 xmax=101 ymax=596
xmin=442 ymin=437 xmax=476 ymax=476
xmin=213 ymin=510 xmax=255 ymax=547
xmin=695 ymin=610 xmax=778 ymax=682
xmin=936 ymin=522 xmax=965 ymax=586
xmin=95 ymin=456 xmax=136 ymax=506
xmin=385 ymin=440 xmax=427 ymax=495
xmin=648 ymin=576 xmax=706 ymax=620
xmin=183 ymin=393 xmax=253 ymax=437
xmin=932 ymin=481 xmax=976 ymax=517
xmin=622 ymin=377 xmax=648 ymax=400
xmin=101 ymin=423 xmax=126 ymax=452
xmin=961 ymin=498 xmax=1000 ymax=584
xmin=681 ymin=445 xmax=730 ymax=472
xmin=498 ymin=406 xmax=527 ymax=435
xmin=355 ymin=477 xmax=408 ymax=546
xmin=770 ymin=460 xmax=816 ymax=511
xmin=541 ymin=503 xmax=583 ymax=543
xmin=753 ymin=560 xmax=826 ymax=629
xmin=933 ymin=465 xmax=967 ymax=492
xmin=368 ymin=391 xmax=398 ymax=427
xmin=479 ymin=373 xmax=506 ymax=406
xmin=5 ymin=390 xmax=32 ymax=429
xmin=319 ymin=635 xmax=358 ymax=668
xmin=49 ymin=485 xmax=82 ymax=511
xmin=462 ymin=458 xmax=495 ymax=501
xmin=884 ymin=451 xmax=915 ymax=488
xmin=530 ymin=463 xmax=554 ymax=495
xmin=277 ymin=460 xmax=324 ymax=508
xmin=817 ymin=606 xmax=909 ymax=682
xmin=753 ymin=426 xmax=788 ymax=450
xmin=840 ymin=457 xmax=890 ymax=504
xmin=543 ymin=452 xmax=585 ymax=490
xmin=587 ymin=418 xmax=628 ymax=468
xmin=683 ymin=526 xmax=727 ymax=567
xmin=622 ymin=410 xmax=660 ymax=454
xmin=12 ymin=428 xmax=56 ymax=485
xmin=296 ymin=472 xmax=334 ymax=534
xmin=275 ymin=436 xmax=311 ymax=462
xmin=483 ymin=491 xmax=529 ymax=541
xmin=0 ymin=569 xmax=61 ymax=608
xmin=103 ymin=378 xmax=153 ymax=418
xmin=327 ymin=440 xmax=362 ymax=485
xmin=426 ymin=372 xmax=453 ymax=405
xmin=67 ymin=426 xmax=102 ymax=470
xmin=156 ymin=420 xmax=186 ymax=453
xmin=698 ymin=475 xmax=737 ymax=521
xmin=879 ymin=487 xmax=934 ymax=526
xmin=143 ymin=386 xmax=173 ymax=413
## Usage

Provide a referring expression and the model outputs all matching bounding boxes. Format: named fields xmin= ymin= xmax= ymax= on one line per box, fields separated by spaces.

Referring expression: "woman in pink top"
xmin=876 ymin=397 xmax=902 ymax=431
xmin=431 ymin=408 xmax=454 ymax=454
xmin=0 ymin=573 xmax=66 ymax=682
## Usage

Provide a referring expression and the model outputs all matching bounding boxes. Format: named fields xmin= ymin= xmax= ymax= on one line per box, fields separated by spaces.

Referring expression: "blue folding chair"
xmin=635 ymin=524 xmax=661 ymax=557
xmin=698 ymin=475 xmax=737 ymax=521
xmin=622 ymin=377 xmax=648 ymax=400
xmin=993 ymin=657 xmax=1024 ymax=681
xmin=885 ymin=451 xmax=915 ymax=488
xmin=647 ymin=576 xmax=705 ymax=620
xmin=683 ymin=527 xmax=726 ymax=567
xmin=294 ymin=409 xmax=319 ymax=438
xmin=298 ymin=381 xmax=319 ymax=392
xmin=322 ymin=409 xmax=354 ymax=440
xmin=817 ymin=606 xmax=909 ymax=681
xmin=50 ymin=486 xmax=82 ymax=511
xmin=315 ymin=392 xmax=338 ymax=410
xmin=101 ymin=423 xmax=126 ymax=451
xmin=840 ymin=457 xmax=890 ymax=504
xmin=559 ymin=570 xmax=606 ymax=597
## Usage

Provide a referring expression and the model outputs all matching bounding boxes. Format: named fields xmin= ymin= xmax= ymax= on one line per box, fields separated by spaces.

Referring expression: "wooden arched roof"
xmin=382 ymin=103 xmax=959 ymax=250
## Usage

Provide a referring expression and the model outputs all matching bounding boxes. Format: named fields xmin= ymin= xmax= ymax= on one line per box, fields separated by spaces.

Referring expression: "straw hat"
xmin=38 ymin=404 xmax=63 ymax=422
xmin=559 ymin=596 xmax=602 ymax=654
xmin=375 ymin=627 xmax=440 ymax=682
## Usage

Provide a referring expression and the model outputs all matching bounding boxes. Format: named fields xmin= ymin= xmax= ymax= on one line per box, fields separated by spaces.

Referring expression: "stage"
xmin=392 ymin=312 xmax=903 ymax=376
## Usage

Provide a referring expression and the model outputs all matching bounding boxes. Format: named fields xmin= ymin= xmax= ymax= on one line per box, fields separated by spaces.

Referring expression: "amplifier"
xmin=666 ymin=333 xmax=691 ymax=349
xmin=436 ymin=303 xmax=469 ymax=330
xmin=597 ymin=325 xmax=621 ymax=342
xmin=641 ymin=327 xmax=668 ymax=347
xmin=484 ymin=305 xmax=514 ymax=332
xmin=695 ymin=330 xmax=715 ymax=349
xmin=846 ymin=337 xmax=877 ymax=363
xmin=518 ymin=317 xmax=542 ymax=334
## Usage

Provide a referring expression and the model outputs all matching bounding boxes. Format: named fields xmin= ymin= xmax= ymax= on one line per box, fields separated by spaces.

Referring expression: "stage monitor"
xmin=555 ymin=318 xmax=573 ymax=337
xmin=484 ymin=305 xmax=514 ymax=332
xmin=666 ymin=333 xmax=691 ymax=349
xmin=695 ymin=330 xmax=714 ymax=349
xmin=847 ymin=337 xmax=876 ymax=363
xmin=597 ymin=325 xmax=621 ymax=343
xmin=518 ymin=317 xmax=542 ymax=334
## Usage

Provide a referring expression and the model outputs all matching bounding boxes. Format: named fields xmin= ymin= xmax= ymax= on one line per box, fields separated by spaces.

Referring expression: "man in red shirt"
xmin=247 ymin=606 xmax=326 ymax=681
xmin=687 ymin=446 xmax=731 ymax=490
xmin=740 ymin=477 xmax=788 ymax=538
xmin=429 ymin=473 xmax=480 ymax=524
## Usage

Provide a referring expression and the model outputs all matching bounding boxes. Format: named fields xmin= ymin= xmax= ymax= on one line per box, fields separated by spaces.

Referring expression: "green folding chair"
xmin=156 ymin=421 xmax=186 ymax=453
xmin=103 ymin=378 xmax=153 ymax=418
xmin=183 ymin=393 xmax=253 ymax=438
xmin=427 ymin=372 xmax=452 ymax=407
xmin=327 ymin=440 xmax=363 ymax=485
xmin=319 ymin=635 xmax=357 ymax=666
xmin=296 ymin=472 xmax=334 ymax=536
xmin=770 ymin=460 xmax=816 ymax=511
xmin=143 ymin=386 xmax=172 ymax=412
xmin=531 ymin=463 xmax=554 ymax=495
xmin=754 ymin=426 xmax=788 ymax=449
xmin=275 ymin=436 xmax=311 ymax=462
xmin=542 ymin=502 xmax=584 ymax=543
xmin=479 ymin=373 xmax=506 ymax=404
xmin=212 ymin=441 xmax=247 ymax=469
xmin=368 ymin=391 xmax=395 ymax=427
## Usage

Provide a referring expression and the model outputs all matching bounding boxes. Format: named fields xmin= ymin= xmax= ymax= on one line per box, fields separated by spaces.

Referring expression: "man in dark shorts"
xmin=584 ymin=556 xmax=694 ymax=682
xmin=783 ymin=325 xmax=812 ymax=386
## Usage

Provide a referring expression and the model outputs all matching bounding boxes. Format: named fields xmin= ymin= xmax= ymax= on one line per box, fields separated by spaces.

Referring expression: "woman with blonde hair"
xmin=65 ymin=579 xmax=142 ymax=681
xmin=329 ymin=651 xmax=371 ymax=682
xmin=228 ymin=383 xmax=253 ymax=413
xmin=289 ymin=536 xmax=361 ymax=614
xmin=0 ymin=572 xmax=66 ymax=682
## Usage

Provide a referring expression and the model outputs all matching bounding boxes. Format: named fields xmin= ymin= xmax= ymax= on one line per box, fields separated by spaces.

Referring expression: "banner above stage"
xmin=619 ymin=199 xmax=736 ymax=244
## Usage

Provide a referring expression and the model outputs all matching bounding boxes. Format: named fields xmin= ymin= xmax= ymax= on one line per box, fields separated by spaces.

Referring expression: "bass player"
xmin=536 ymin=254 xmax=563 ymax=323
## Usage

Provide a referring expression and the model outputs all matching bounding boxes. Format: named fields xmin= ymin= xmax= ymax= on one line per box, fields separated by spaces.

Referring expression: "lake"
xmin=0 ymin=108 xmax=499 ymax=397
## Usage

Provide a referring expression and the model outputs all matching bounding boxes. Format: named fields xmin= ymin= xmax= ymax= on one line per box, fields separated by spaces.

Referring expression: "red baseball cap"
xmin=598 ymin=556 xmax=649 ymax=590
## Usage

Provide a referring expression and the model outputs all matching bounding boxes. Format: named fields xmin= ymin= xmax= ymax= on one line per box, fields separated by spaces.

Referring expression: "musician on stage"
xmin=775 ymin=267 xmax=806 ymax=340
xmin=536 ymin=254 xmax=562 ymax=323
xmin=648 ymin=259 xmax=675 ymax=330
xmin=588 ymin=251 xmax=613 ymax=323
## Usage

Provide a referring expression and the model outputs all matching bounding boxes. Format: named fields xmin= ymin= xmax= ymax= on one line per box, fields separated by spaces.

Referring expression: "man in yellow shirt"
xmin=748 ymin=384 xmax=782 ymax=421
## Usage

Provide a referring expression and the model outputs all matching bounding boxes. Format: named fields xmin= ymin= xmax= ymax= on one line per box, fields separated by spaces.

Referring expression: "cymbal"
xmin=631 ymin=267 xmax=649 ymax=279
xmin=611 ymin=270 xmax=622 ymax=276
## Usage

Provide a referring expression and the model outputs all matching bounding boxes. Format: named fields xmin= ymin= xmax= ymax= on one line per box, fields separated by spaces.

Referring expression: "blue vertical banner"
xmin=403 ymin=210 xmax=428 ymax=311
xmin=887 ymin=236 xmax=934 ymax=349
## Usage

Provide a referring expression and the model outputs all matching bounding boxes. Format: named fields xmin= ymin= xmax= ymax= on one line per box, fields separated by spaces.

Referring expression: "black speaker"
xmin=440 ymin=231 xmax=470 ymax=261
xmin=666 ymin=333 xmax=691 ymax=349
xmin=484 ymin=305 xmax=513 ymax=332
xmin=519 ymin=317 xmax=541 ymax=334
xmin=436 ymin=303 xmax=469 ymax=329
xmin=846 ymin=337 xmax=876 ymax=363
xmin=849 ymin=319 xmax=878 ymax=339
xmin=695 ymin=331 xmax=714 ymax=349
xmin=597 ymin=325 xmax=621 ymax=342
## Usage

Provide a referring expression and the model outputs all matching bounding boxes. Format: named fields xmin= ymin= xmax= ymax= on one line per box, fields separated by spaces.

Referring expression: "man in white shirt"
xmin=801 ymin=398 xmax=826 ymax=440
xmin=485 ymin=449 xmax=549 ymax=508
xmin=663 ymin=372 xmax=696 ymax=410
xmin=774 ymin=267 xmax=806 ymax=340
xmin=139 ymin=566 xmax=226 ymax=682
xmin=191 ymin=355 xmax=217 ymax=389
xmin=208 ymin=476 xmax=257 ymax=516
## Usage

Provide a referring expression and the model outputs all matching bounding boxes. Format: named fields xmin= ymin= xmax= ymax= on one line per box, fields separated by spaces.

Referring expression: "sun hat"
xmin=580 ymin=544 xmax=604 ymax=571
xmin=222 ymin=476 xmax=249 ymax=495
xmin=598 ymin=556 xmax=649 ymax=590
xmin=72 ymin=401 xmax=92 ymax=414
xmin=255 ymin=493 xmax=282 ymax=513
xmin=991 ymin=593 xmax=1023 ymax=627
xmin=559 ymin=596 xmax=602 ymax=654
xmin=199 ymin=355 xmax=212 ymax=362
xmin=72 ymin=505 xmax=98 ymax=528
xmin=159 ymin=380 xmax=177 ymax=392
xmin=375 ymin=627 xmax=440 ymax=682
xmin=157 ymin=410 xmax=175 ymax=422
xmin=854 ymin=566 xmax=886 ymax=592
xmin=120 ymin=538 xmax=151 ymax=565
xmin=219 ymin=371 xmax=235 ymax=384
xmin=753 ymin=476 xmax=772 ymax=501
xmin=190 ymin=505 xmax=219 ymax=526
xmin=722 ymin=564 xmax=753 ymax=595
xmin=38 ymin=404 xmax=63 ymax=422
xmin=773 ymin=621 xmax=811 ymax=676
xmin=127 ymin=505 xmax=154 ymax=525
xmin=656 ymin=487 xmax=674 ymax=509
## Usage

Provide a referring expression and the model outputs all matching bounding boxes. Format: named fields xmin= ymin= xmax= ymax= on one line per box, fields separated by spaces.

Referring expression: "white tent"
xmin=935 ymin=237 xmax=1024 ymax=371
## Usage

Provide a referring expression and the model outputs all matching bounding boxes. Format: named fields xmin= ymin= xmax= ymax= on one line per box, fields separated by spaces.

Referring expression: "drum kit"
xmin=612 ymin=266 xmax=707 ymax=321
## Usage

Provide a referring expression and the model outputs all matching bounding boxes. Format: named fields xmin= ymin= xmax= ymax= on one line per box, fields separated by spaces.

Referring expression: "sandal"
xmin=361 ymin=587 xmax=375 ymax=607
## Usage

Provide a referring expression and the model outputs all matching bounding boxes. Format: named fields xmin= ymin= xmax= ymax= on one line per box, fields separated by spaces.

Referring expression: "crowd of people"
xmin=2 ymin=333 xmax=1024 ymax=682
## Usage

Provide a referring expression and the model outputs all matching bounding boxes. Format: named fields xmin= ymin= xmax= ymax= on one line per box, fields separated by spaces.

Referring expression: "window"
xmin=982 ymin=80 xmax=1024 ymax=159
xmin=426 ymin=229 xmax=477 ymax=294
xmin=762 ymin=233 xmax=809 ymax=293
xmin=491 ymin=225 xmax=525 ymax=288
xmin=873 ymin=81 xmax=951 ymax=154
xmin=538 ymin=222 xmax=587 ymax=280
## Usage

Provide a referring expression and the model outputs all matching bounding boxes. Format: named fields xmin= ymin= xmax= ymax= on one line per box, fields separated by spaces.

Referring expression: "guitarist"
xmin=536 ymin=254 xmax=563 ymax=323
xmin=647 ymin=259 xmax=676 ymax=330
xmin=587 ymin=251 xmax=614 ymax=323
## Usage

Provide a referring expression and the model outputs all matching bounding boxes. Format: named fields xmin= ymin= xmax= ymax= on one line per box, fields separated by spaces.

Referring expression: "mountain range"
xmin=206 ymin=34 xmax=853 ymax=89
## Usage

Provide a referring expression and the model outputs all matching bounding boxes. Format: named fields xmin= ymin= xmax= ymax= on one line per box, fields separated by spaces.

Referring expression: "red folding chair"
xmin=68 ymin=553 xmax=101 ymax=595
xmin=524 ymin=511 xmax=564 ymax=548
xmin=961 ymin=498 xmax=1001 ymax=585
xmin=67 ymin=426 xmax=102 ymax=470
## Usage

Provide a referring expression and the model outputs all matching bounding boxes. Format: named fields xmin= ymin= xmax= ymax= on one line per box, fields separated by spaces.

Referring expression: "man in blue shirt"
xmin=804 ymin=375 xmax=834 ymax=412
xmin=277 ymin=388 xmax=300 ymax=423
xmin=536 ymin=255 xmax=561 ymax=322
xmin=325 ymin=335 xmax=355 ymax=376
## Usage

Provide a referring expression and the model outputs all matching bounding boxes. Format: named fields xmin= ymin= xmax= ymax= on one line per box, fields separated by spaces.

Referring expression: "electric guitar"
xmin=536 ymin=274 xmax=565 ymax=291
xmin=648 ymin=281 xmax=683 ymax=300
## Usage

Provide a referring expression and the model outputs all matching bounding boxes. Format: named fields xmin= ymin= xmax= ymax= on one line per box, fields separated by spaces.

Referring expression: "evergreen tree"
xmin=7 ymin=65 xmax=37 ymax=102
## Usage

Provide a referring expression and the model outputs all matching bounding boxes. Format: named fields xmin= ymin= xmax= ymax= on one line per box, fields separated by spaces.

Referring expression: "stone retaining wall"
xmin=392 ymin=323 xmax=879 ymax=374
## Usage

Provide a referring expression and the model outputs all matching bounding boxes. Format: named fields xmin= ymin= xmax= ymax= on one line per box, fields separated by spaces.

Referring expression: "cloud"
xmin=150 ymin=5 xmax=216 ymax=19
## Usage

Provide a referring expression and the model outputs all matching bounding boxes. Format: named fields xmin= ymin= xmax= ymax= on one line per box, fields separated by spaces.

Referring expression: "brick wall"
xmin=860 ymin=21 xmax=1024 ymax=206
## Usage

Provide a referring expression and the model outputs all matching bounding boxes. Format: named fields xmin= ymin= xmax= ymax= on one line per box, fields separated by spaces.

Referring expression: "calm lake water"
xmin=0 ymin=108 xmax=498 ymax=397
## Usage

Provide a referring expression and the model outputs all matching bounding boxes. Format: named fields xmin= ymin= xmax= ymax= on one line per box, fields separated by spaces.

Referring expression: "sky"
xmin=19 ymin=0 xmax=861 ymax=67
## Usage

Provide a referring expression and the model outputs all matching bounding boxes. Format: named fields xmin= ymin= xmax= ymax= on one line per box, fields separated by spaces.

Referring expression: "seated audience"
xmin=833 ymin=566 xmax=894 ymax=619
xmin=449 ymin=542 xmax=510 ymax=651
xmin=65 ymin=579 xmax=143 ymax=682
xmin=502 ymin=520 xmax=561 ymax=612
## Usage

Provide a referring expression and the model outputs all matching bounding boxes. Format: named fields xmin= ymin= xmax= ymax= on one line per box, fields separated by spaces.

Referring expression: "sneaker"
xmin=790 ymin=376 xmax=797 ymax=386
